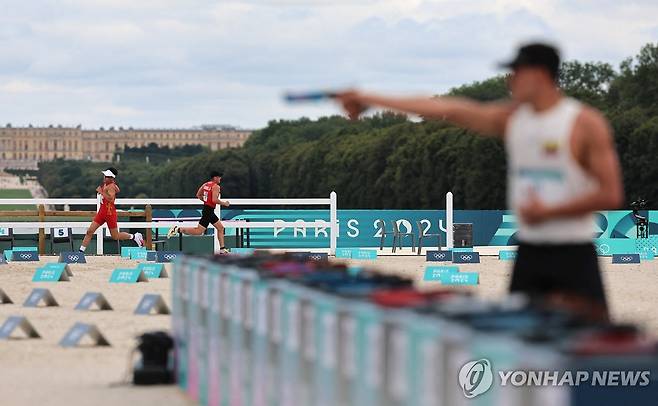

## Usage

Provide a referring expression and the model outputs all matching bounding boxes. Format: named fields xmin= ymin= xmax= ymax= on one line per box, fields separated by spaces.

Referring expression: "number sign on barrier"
xmin=53 ymin=228 xmax=69 ymax=238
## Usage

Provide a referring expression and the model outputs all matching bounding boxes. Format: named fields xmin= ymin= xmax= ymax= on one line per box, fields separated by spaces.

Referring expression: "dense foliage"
xmin=117 ymin=143 xmax=208 ymax=164
xmin=38 ymin=43 xmax=658 ymax=209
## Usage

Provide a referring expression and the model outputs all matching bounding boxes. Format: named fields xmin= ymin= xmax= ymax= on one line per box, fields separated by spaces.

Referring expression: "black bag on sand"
xmin=133 ymin=331 xmax=175 ymax=385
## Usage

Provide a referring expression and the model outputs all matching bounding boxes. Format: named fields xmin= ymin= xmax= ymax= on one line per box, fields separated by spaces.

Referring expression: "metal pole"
xmin=330 ymin=191 xmax=337 ymax=255
xmin=446 ymin=191 xmax=454 ymax=250
xmin=214 ymin=204 xmax=221 ymax=254
xmin=96 ymin=193 xmax=104 ymax=255
xmin=38 ymin=204 xmax=45 ymax=254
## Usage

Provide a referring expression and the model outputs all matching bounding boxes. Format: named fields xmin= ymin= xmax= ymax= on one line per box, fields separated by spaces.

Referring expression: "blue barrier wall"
xmin=150 ymin=209 xmax=658 ymax=249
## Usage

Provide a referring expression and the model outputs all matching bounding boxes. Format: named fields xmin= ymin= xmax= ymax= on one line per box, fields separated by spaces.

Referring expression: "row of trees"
xmin=38 ymin=43 xmax=658 ymax=209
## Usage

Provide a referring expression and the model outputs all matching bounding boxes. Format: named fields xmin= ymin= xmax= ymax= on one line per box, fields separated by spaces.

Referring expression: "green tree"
xmin=559 ymin=60 xmax=616 ymax=109
xmin=447 ymin=76 xmax=509 ymax=101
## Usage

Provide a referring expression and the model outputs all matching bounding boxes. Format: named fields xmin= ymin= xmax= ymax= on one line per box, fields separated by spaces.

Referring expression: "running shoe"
xmin=218 ymin=247 xmax=230 ymax=255
xmin=167 ymin=225 xmax=180 ymax=238
xmin=134 ymin=232 xmax=145 ymax=247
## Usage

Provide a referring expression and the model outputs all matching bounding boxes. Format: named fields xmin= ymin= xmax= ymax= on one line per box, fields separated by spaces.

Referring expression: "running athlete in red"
xmin=79 ymin=167 xmax=144 ymax=253
xmin=167 ymin=171 xmax=230 ymax=254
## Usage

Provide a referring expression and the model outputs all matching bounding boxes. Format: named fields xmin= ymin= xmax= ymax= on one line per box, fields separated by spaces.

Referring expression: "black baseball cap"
xmin=499 ymin=43 xmax=561 ymax=79
xmin=210 ymin=171 xmax=223 ymax=178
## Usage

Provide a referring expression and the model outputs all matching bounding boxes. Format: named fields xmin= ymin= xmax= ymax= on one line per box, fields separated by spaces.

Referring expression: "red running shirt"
xmin=201 ymin=181 xmax=218 ymax=208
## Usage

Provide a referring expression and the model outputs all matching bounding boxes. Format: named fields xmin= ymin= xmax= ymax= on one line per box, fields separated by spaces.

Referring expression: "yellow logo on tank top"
xmin=542 ymin=140 xmax=559 ymax=156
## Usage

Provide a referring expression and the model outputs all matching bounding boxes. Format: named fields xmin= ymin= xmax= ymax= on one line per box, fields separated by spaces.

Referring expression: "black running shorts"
xmin=199 ymin=205 xmax=220 ymax=228
xmin=509 ymin=242 xmax=608 ymax=308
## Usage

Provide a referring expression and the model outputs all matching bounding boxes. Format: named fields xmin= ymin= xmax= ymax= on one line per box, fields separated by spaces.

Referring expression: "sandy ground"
xmin=0 ymin=256 xmax=193 ymax=406
xmin=1 ymin=253 xmax=657 ymax=406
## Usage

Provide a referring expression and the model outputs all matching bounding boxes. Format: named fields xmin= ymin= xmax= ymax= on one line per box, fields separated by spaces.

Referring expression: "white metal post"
xmin=446 ymin=191 xmax=454 ymax=249
xmin=330 ymin=191 xmax=337 ymax=255
xmin=214 ymin=205 xmax=221 ymax=254
xmin=95 ymin=193 xmax=104 ymax=255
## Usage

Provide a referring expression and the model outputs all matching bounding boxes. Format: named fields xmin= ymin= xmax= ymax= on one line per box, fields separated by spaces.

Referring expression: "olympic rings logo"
xmin=68 ymin=255 xmax=79 ymax=261
xmin=461 ymin=254 xmax=473 ymax=261
xmin=621 ymin=256 xmax=634 ymax=262
xmin=309 ymin=255 xmax=323 ymax=261
xmin=164 ymin=254 xmax=177 ymax=261
xmin=432 ymin=253 xmax=447 ymax=260
xmin=20 ymin=253 xmax=33 ymax=259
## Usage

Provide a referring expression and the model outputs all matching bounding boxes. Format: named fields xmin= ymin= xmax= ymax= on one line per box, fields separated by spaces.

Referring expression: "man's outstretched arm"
xmin=336 ymin=91 xmax=515 ymax=137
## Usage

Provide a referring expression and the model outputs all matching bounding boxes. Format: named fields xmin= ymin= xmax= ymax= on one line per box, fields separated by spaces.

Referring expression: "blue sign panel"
xmin=12 ymin=251 xmax=39 ymax=261
xmin=156 ymin=251 xmax=181 ymax=263
xmin=131 ymin=249 xmax=148 ymax=260
xmin=423 ymin=266 xmax=459 ymax=281
xmin=499 ymin=250 xmax=517 ymax=260
xmin=440 ymin=272 xmax=479 ymax=285
xmin=611 ymin=254 xmax=641 ymax=264
xmin=121 ymin=247 xmax=146 ymax=258
xmin=231 ymin=248 xmax=256 ymax=255
xmin=5 ymin=247 xmax=38 ymax=261
xmin=109 ymin=269 xmax=148 ymax=283
xmin=426 ymin=251 xmax=453 ymax=262
xmin=452 ymin=252 xmax=480 ymax=264
xmin=351 ymin=249 xmax=378 ymax=260
xmin=137 ymin=263 xmax=167 ymax=279
xmin=59 ymin=251 xmax=86 ymax=264
xmin=32 ymin=267 xmax=69 ymax=282
xmin=335 ymin=248 xmax=353 ymax=259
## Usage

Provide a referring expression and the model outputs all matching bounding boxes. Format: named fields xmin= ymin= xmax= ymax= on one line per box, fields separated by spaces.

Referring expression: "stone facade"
xmin=0 ymin=125 xmax=251 ymax=163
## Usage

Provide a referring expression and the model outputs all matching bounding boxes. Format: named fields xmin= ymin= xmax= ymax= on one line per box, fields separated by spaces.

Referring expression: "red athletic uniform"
xmin=201 ymin=181 xmax=218 ymax=208
xmin=93 ymin=183 xmax=119 ymax=229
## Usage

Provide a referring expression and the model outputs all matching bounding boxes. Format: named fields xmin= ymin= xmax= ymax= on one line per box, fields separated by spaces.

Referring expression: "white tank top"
xmin=506 ymin=97 xmax=598 ymax=243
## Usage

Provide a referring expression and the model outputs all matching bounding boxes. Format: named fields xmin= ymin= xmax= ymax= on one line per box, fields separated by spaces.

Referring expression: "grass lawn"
xmin=0 ymin=189 xmax=36 ymax=210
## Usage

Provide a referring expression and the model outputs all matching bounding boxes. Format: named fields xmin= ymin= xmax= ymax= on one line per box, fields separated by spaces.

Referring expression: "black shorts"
xmin=199 ymin=205 xmax=220 ymax=228
xmin=510 ymin=242 xmax=608 ymax=308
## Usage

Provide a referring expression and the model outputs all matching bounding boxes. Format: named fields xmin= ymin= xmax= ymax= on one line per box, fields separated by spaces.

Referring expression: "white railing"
xmin=0 ymin=192 xmax=338 ymax=255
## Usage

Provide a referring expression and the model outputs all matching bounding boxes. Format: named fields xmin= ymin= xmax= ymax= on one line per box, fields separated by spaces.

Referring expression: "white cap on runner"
xmin=101 ymin=169 xmax=116 ymax=178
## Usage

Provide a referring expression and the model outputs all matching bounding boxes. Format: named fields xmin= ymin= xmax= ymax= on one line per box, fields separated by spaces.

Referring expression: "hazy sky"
xmin=0 ymin=0 xmax=656 ymax=129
